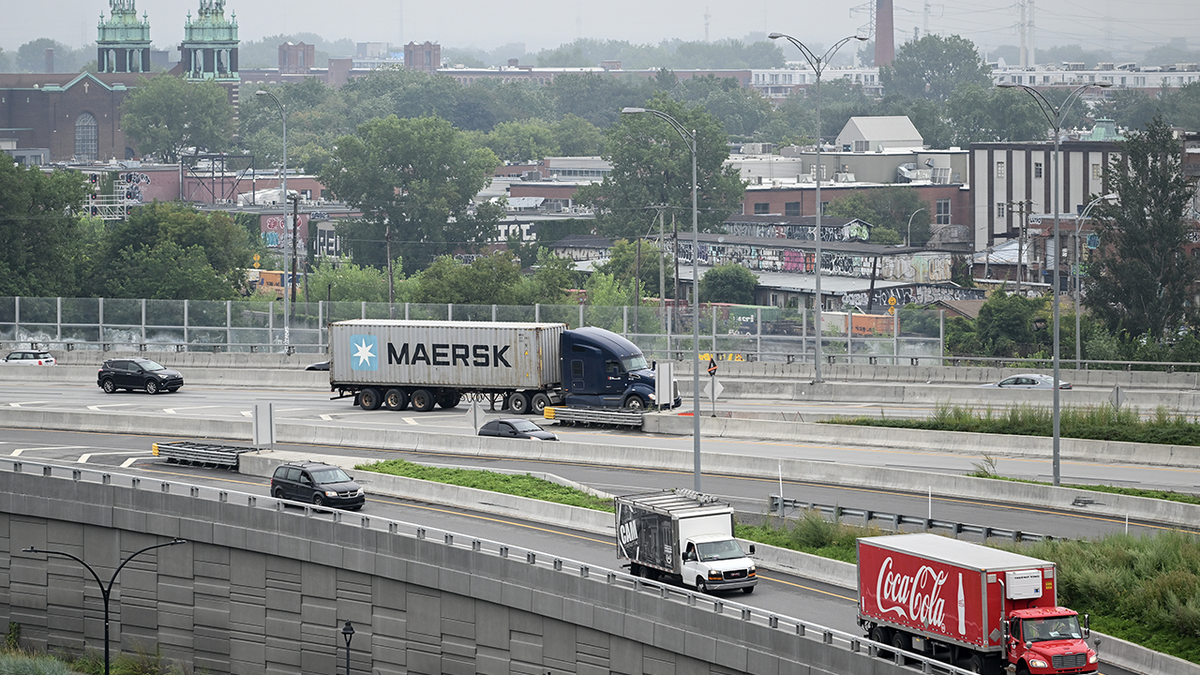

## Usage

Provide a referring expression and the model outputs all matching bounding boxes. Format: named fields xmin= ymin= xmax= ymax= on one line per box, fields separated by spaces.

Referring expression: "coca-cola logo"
xmin=875 ymin=556 xmax=948 ymax=629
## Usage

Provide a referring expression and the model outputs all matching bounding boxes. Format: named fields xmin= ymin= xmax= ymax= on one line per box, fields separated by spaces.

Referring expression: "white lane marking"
xmin=403 ymin=417 xmax=419 ymax=425
xmin=88 ymin=403 xmax=137 ymax=411
xmin=9 ymin=401 xmax=48 ymax=407
xmin=320 ymin=414 xmax=333 ymax=421
xmin=121 ymin=457 xmax=146 ymax=467
xmin=242 ymin=410 xmax=253 ymax=417
xmin=77 ymin=450 xmax=153 ymax=463
xmin=11 ymin=445 xmax=89 ymax=456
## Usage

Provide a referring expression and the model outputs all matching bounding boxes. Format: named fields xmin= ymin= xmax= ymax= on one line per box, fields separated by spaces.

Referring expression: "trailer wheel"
xmin=384 ymin=388 xmax=409 ymax=411
xmin=967 ymin=654 xmax=986 ymax=673
xmin=890 ymin=631 xmax=909 ymax=656
xmin=437 ymin=392 xmax=461 ymax=409
xmin=531 ymin=392 xmax=552 ymax=414
xmin=359 ymin=387 xmax=382 ymax=410
xmin=869 ymin=626 xmax=893 ymax=658
xmin=410 ymin=389 xmax=436 ymax=412
xmin=508 ymin=392 xmax=531 ymax=415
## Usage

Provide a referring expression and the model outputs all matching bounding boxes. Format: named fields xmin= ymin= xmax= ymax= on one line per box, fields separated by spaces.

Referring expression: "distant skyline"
xmin=4 ymin=0 xmax=1198 ymax=62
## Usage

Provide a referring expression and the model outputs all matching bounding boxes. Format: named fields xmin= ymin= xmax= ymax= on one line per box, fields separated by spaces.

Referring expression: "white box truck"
xmin=616 ymin=490 xmax=757 ymax=594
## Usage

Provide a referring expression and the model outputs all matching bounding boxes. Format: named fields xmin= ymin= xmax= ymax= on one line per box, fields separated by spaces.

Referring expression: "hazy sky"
xmin=4 ymin=0 xmax=1198 ymax=60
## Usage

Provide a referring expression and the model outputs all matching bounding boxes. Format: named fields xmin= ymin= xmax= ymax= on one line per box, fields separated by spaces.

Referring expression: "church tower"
xmin=179 ymin=0 xmax=239 ymax=83
xmin=96 ymin=0 xmax=152 ymax=74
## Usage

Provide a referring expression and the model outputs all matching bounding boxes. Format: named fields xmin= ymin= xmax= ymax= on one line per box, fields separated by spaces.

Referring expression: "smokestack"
xmin=875 ymin=0 xmax=895 ymax=66
xmin=45 ymin=48 xmax=55 ymax=73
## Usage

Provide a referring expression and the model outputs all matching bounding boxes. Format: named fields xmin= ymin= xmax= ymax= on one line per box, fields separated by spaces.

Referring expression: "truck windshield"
xmin=1023 ymin=616 xmax=1082 ymax=642
xmin=695 ymin=539 xmax=746 ymax=562
xmin=621 ymin=354 xmax=650 ymax=372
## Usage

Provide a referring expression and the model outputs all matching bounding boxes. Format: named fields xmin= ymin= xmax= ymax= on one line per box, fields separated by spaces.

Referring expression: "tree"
xmin=577 ymin=93 xmax=746 ymax=241
xmin=486 ymin=119 xmax=558 ymax=162
xmin=16 ymin=38 xmax=88 ymax=73
xmin=410 ymin=252 xmax=523 ymax=304
xmin=94 ymin=201 xmax=256 ymax=299
xmin=512 ymin=248 xmax=579 ymax=305
xmin=823 ymin=187 xmax=930 ymax=245
xmin=552 ymin=115 xmax=605 ymax=156
xmin=880 ymin=34 xmax=992 ymax=101
xmin=945 ymin=84 xmax=1048 ymax=145
xmin=120 ymin=75 xmax=235 ymax=163
xmin=320 ymin=115 xmax=503 ymax=272
xmin=700 ymin=264 xmax=757 ymax=304
xmin=594 ymin=239 xmax=675 ymax=299
xmin=1084 ymin=117 xmax=1199 ymax=343
xmin=974 ymin=291 xmax=1048 ymax=357
xmin=0 ymin=163 xmax=89 ymax=297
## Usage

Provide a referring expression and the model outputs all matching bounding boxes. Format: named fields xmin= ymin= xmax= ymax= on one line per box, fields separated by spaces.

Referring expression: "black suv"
xmin=97 ymin=358 xmax=184 ymax=394
xmin=270 ymin=461 xmax=365 ymax=510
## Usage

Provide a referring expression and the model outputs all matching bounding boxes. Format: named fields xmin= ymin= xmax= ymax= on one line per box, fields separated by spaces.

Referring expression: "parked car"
xmin=270 ymin=461 xmax=365 ymax=509
xmin=2 ymin=350 xmax=56 ymax=365
xmin=305 ymin=361 xmax=330 ymax=371
xmin=97 ymin=358 xmax=184 ymax=394
xmin=979 ymin=373 xmax=1072 ymax=389
xmin=477 ymin=418 xmax=559 ymax=440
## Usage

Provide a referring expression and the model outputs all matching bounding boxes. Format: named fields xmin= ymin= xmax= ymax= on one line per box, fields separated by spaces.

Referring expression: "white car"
xmin=979 ymin=373 xmax=1071 ymax=389
xmin=2 ymin=350 xmax=56 ymax=365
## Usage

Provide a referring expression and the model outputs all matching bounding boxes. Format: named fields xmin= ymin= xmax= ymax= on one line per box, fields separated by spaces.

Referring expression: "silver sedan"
xmin=979 ymin=373 xmax=1072 ymax=389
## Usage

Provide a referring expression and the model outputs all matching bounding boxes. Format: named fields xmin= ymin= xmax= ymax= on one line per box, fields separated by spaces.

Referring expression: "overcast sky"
xmin=4 ymin=0 xmax=1198 ymax=60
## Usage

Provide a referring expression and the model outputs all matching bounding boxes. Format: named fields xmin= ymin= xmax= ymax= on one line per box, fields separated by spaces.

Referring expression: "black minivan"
xmin=270 ymin=461 xmax=365 ymax=510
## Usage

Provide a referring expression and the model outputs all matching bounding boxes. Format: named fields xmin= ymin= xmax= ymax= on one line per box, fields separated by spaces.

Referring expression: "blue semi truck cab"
xmin=560 ymin=327 xmax=679 ymax=411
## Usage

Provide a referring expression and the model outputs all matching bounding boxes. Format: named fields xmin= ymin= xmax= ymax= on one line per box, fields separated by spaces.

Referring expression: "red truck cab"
xmin=1007 ymin=607 xmax=1098 ymax=674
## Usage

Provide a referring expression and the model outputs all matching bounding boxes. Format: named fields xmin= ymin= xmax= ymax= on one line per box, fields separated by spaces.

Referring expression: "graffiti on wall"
xmin=670 ymin=239 xmax=953 ymax=283
xmin=722 ymin=220 xmax=870 ymax=242
xmin=261 ymin=214 xmax=310 ymax=249
xmin=842 ymin=284 xmax=985 ymax=307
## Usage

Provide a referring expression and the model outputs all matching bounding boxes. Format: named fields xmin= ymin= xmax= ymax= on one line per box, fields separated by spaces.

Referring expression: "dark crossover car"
xmin=477 ymin=418 xmax=559 ymax=441
xmin=97 ymin=358 xmax=184 ymax=394
xmin=270 ymin=461 xmax=365 ymax=510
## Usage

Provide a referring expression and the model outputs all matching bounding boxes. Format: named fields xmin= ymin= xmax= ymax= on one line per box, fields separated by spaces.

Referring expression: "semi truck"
xmin=615 ymin=490 xmax=757 ymax=594
xmin=327 ymin=320 xmax=679 ymax=415
xmin=857 ymin=533 xmax=1098 ymax=675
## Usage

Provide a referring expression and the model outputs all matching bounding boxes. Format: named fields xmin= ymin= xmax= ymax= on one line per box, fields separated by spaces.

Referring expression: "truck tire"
xmin=741 ymin=586 xmax=754 ymax=594
xmin=967 ymin=654 xmax=986 ymax=673
xmin=359 ymin=387 xmax=382 ymax=410
xmin=869 ymin=626 xmax=893 ymax=658
xmin=384 ymin=388 xmax=409 ymax=411
xmin=629 ymin=562 xmax=641 ymax=577
xmin=438 ymin=392 xmax=461 ymax=409
xmin=696 ymin=577 xmax=710 ymax=593
xmin=508 ymin=392 xmax=531 ymax=415
xmin=410 ymin=389 xmax=436 ymax=413
xmin=890 ymin=631 xmax=909 ymax=655
xmin=622 ymin=394 xmax=646 ymax=410
xmin=531 ymin=392 xmax=552 ymax=414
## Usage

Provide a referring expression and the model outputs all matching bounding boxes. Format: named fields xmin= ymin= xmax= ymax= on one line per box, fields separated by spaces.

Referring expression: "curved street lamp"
xmin=906 ymin=207 xmax=926 ymax=248
xmin=769 ymin=32 xmax=868 ymax=383
xmin=998 ymin=80 xmax=1112 ymax=486
xmin=20 ymin=539 xmax=187 ymax=675
xmin=1074 ymin=193 xmax=1117 ymax=370
xmin=620 ymin=106 xmax=702 ymax=492
xmin=341 ymin=620 xmax=355 ymax=675
xmin=255 ymin=89 xmax=291 ymax=349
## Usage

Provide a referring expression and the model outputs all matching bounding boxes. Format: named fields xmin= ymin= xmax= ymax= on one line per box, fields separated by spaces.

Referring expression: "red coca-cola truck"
xmin=857 ymin=533 xmax=1099 ymax=675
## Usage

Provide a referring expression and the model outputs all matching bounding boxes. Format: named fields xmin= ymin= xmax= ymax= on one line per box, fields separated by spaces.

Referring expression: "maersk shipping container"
xmin=328 ymin=320 xmax=564 ymax=390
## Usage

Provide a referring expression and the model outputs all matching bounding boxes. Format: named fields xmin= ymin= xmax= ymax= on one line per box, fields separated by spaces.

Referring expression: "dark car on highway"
xmin=270 ymin=461 xmax=365 ymax=509
xmin=97 ymin=358 xmax=184 ymax=394
xmin=478 ymin=418 xmax=559 ymax=440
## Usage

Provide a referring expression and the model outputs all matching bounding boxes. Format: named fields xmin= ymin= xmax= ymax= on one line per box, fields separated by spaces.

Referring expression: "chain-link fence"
xmin=0 ymin=296 xmax=943 ymax=364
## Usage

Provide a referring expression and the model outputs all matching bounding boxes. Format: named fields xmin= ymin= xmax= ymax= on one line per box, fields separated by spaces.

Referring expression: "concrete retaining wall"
xmin=1 ymin=467 xmax=911 ymax=675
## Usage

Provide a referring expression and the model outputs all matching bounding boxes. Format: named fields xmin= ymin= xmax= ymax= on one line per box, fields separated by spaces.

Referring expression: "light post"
xmin=999 ymin=80 xmax=1111 ymax=486
xmin=906 ymin=208 xmax=926 ymax=247
xmin=341 ymin=621 xmax=355 ymax=675
xmin=1074 ymin=193 xmax=1117 ymax=370
xmin=621 ymin=106 xmax=702 ymax=492
xmin=20 ymin=539 xmax=187 ymax=675
xmin=256 ymin=89 xmax=290 ymax=349
xmin=769 ymin=32 xmax=867 ymax=383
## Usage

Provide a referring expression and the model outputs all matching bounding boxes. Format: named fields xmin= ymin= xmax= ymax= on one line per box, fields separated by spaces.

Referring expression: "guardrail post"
xmin=102 ymin=474 xmax=111 ymax=485
xmin=444 ymin=533 xmax=454 ymax=546
xmin=713 ymin=601 xmax=723 ymax=614
xmin=823 ymin=631 xmax=833 ymax=644
xmin=472 ymin=540 xmax=481 ymax=551
xmin=863 ymin=510 xmax=873 ymax=527
xmin=891 ymin=513 xmax=901 ymax=531
xmin=579 ymin=565 xmax=589 ymax=578
xmin=769 ymin=615 xmax=778 ymax=628
xmin=218 ymin=491 xmax=227 ymax=502
xmin=42 ymin=466 xmax=52 ymax=477
xmin=416 ymin=528 xmax=426 ymax=539
xmin=769 ymin=494 xmax=780 ymax=513
xmin=388 ymin=523 xmax=398 ymax=534
xmin=850 ymin=639 xmax=860 ymax=652
xmin=499 ymin=546 xmax=508 ymax=557
xmin=741 ymin=608 xmax=751 ymax=621
xmin=526 ymin=552 xmax=536 ymax=564
xmin=796 ymin=623 xmax=805 ymax=637
xmin=1011 ymin=530 xmax=1022 ymax=543
xmin=160 ymin=482 xmax=170 ymax=493
xmin=553 ymin=559 xmax=563 ymax=571
xmin=72 ymin=469 xmax=81 ymax=481
xmin=190 ymin=486 xmax=200 ymax=497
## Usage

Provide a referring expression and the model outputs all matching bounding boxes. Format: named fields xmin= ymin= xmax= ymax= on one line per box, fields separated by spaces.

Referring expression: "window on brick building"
xmin=754 ymin=203 xmax=769 ymax=214
xmin=75 ymin=112 xmax=98 ymax=162
xmin=785 ymin=202 xmax=800 ymax=216
xmin=936 ymin=199 xmax=951 ymax=225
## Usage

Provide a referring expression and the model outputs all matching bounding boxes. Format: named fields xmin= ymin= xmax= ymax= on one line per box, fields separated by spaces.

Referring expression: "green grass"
xmin=828 ymin=401 xmax=1200 ymax=447
xmin=356 ymin=459 xmax=615 ymax=512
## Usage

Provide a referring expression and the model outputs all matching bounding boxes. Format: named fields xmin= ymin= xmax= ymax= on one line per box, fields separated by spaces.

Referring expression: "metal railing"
xmin=768 ymin=495 xmax=1056 ymax=544
xmin=8 ymin=459 xmax=971 ymax=675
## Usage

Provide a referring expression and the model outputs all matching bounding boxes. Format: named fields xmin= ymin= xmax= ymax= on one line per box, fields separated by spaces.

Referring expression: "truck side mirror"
xmin=748 ymin=544 xmax=756 ymax=555
xmin=1083 ymin=614 xmax=1090 ymax=639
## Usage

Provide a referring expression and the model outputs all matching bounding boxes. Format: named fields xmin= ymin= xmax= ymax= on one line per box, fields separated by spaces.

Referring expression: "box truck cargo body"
xmin=857 ymin=534 xmax=1096 ymax=675
xmin=615 ymin=490 xmax=756 ymax=594
xmin=328 ymin=320 xmax=677 ymax=414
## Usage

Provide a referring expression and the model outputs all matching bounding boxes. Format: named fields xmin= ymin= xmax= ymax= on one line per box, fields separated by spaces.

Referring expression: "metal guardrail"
xmin=543 ymin=406 xmax=645 ymax=427
xmin=9 ymin=459 xmax=972 ymax=675
xmin=768 ymin=495 xmax=1055 ymax=544
xmin=151 ymin=441 xmax=253 ymax=469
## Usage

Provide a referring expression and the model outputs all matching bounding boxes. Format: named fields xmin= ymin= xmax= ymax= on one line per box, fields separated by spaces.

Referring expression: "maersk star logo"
xmin=349 ymin=334 xmax=378 ymax=371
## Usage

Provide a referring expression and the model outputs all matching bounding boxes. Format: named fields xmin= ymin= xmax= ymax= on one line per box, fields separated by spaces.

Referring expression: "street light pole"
xmin=341 ymin=621 xmax=355 ymax=675
xmin=256 ymin=89 xmax=290 ymax=349
xmin=769 ymin=32 xmax=867 ymax=384
xmin=621 ymin=106 xmax=702 ymax=492
xmin=1074 ymin=193 xmax=1117 ymax=370
xmin=20 ymin=539 xmax=187 ymax=675
xmin=999 ymin=81 xmax=1111 ymax=486
xmin=906 ymin=208 xmax=926 ymax=247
